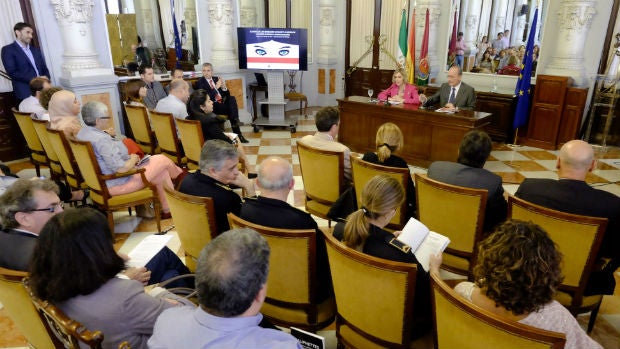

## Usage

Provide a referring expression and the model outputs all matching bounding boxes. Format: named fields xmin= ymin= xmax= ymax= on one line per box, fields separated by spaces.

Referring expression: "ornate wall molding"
xmin=50 ymin=0 xmax=94 ymax=23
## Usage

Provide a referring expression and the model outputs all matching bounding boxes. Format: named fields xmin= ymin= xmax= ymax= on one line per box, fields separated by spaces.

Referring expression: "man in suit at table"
xmin=196 ymin=62 xmax=249 ymax=143
xmin=515 ymin=140 xmax=620 ymax=295
xmin=421 ymin=65 xmax=476 ymax=110
xmin=1 ymin=22 xmax=50 ymax=102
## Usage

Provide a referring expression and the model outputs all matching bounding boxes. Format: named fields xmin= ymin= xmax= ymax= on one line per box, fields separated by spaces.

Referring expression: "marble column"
xmin=207 ymin=0 xmax=237 ymax=71
xmin=511 ymin=0 xmax=527 ymax=47
xmin=50 ymin=0 xmax=111 ymax=78
xmin=489 ymin=0 xmax=508 ymax=40
xmin=463 ymin=0 xmax=482 ymax=54
xmin=239 ymin=0 xmax=258 ymax=27
xmin=318 ymin=0 xmax=337 ymax=65
xmin=544 ymin=0 xmax=596 ymax=85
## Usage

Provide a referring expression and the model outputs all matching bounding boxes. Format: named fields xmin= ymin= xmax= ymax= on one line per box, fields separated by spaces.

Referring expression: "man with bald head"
xmin=239 ymin=156 xmax=332 ymax=301
xmin=155 ymin=78 xmax=190 ymax=120
xmin=516 ymin=140 xmax=620 ymax=295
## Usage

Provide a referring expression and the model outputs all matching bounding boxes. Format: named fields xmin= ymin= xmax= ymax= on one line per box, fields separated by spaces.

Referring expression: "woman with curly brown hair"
xmin=431 ymin=220 xmax=601 ymax=349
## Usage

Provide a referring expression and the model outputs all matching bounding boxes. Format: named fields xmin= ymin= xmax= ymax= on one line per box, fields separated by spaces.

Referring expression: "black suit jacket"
xmin=425 ymin=82 xmax=476 ymax=110
xmin=427 ymin=161 xmax=507 ymax=232
xmin=1 ymin=41 xmax=50 ymax=100
xmin=515 ymin=178 xmax=620 ymax=260
xmin=0 ymin=228 xmax=37 ymax=271
xmin=196 ymin=76 xmax=230 ymax=103
xmin=240 ymin=196 xmax=333 ymax=302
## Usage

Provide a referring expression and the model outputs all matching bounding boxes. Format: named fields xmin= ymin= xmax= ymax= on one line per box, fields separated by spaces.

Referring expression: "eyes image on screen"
xmin=246 ymin=40 xmax=300 ymax=70
xmin=237 ymin=28 xmax=308 ymax=71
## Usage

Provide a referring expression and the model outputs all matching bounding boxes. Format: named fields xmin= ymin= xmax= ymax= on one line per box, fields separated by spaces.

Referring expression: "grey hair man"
xmin=148 ymin=228 xmax=302 ymax=348
xmin=178 ymin=140 xmax=255 ymax=235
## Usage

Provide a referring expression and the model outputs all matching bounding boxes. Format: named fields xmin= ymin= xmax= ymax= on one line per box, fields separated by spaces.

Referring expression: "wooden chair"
xmin=0 ymin=267 xmax=56 ymax=349
xmin=297 ymin=141 xmax=346 ymax=224
xmin=284 ymin=71 xmax=308 ymax=117
xmin=507 ymin=195 xmax=607 ymax=333
xmin=68 ymin=139 xmax=161 ymax=233
xmin=414 ymin=174 xmax=487 ymax=278
xmin=176 ymin=118 xmax=204 ymax=170
xmin=430 ymin=273 xmax=566 ymax=349
xmin=12 ymin=108 xmax=48 ymax=177
xmin=351 ymin=156 xmax=410 ymax=230
xmin=228 ymin=213 xmax=336 ymax=331
xmin=23 ymin=278 xmax=105 ymax=349
xmin=164 ymin=185 xmax=217 ymax=272
xmin=323 ymin=229 xmax=420 ymax=348
xmin=124 ymin=103 xmax=159 ymax=155
xmin=47 ymin=129 xmax=87 ymax=195
xmin=32 ymin=119 xmax=64 ymax=180
xmin=149 ymin=110 xmax=187 ymax=167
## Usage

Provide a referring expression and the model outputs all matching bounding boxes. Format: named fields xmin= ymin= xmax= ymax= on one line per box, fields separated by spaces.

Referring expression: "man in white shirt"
xmin=18 ymin=76 xmax=50 ymax=120
xmin=155 ymin=79 xmax=190 ymax=120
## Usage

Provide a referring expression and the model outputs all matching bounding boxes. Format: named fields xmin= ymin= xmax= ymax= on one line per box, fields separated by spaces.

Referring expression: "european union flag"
xmin=513 ymin=8 xmax=538 ymax=130
xmin=171 ymin=0 xmax=183 ymax=68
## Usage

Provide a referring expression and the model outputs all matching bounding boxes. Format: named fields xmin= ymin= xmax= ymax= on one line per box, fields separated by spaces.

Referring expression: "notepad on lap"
xmin=126 ymin=234 xmax=172 ymax=268
xmin=396 ymin=218 xmax=450 ymax=272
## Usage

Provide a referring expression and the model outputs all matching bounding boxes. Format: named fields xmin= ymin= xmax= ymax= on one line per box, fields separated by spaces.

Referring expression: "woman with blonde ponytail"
xmin=362 ymin=123 xmax=416 ymax=217
xmin=336 ymin=174 xmax=432 ymax=336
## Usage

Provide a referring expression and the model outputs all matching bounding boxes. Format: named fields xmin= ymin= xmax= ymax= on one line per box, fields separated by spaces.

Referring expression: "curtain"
xmin=0 ymin=0 xmax=24 ymax=93
xmin=158 ymin=0 xmax=185 ymax=48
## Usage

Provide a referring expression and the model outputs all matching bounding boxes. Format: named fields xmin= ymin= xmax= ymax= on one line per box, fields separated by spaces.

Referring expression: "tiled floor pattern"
xmin=2 ymin=108 xmax=620 ymax=348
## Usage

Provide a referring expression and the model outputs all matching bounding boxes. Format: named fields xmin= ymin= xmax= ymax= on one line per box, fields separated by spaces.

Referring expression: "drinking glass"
xmin=368 ymin=88 xmax=374 ymax=102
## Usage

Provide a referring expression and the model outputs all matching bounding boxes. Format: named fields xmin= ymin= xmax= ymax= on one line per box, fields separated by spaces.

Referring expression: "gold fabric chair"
xmin=414 ymin=174 xmax=487 ymax=278
xmin=176 ymin=118 xmax=204 ymax=170
xmin=297 ymin=141 xmax=346 ymax=224
xmin=430 ymin=273 xmax=566 ymax=349
xmin=508 ymin=195 xmax=607 ymax=333
xmin=227 ymin=213 xmax=336 ymax=331
xmin=164 ymin=185 xmax=217 ymax=272
xmin=351 ymin=156 xmax=410 ymax=230
xmin=12 ymin=108 xmax=48 ymax=177
xmin=124 ymin=103 xmax=159 ymax=155
xmin=149 ymin=110 xmax=187 ymax=167
xmin=0 ymin=267 xmax=56 ymax=349
xmin=23 ymin=278 xmax=105 ymax=349
xmin=323 ymin=230 xmax=420 ymax=348
xmin=68 ymin=139 xmax=161 ymax=233
xmin=46 ymin=129 xmax=87 ymax=195
xmin=32 ymin=119 xmax=64 ymax=180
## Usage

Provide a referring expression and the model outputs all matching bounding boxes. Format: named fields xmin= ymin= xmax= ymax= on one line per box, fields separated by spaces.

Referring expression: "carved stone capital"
xmin=50 ymin=0 xmax=94 ymax=24
xmin=208 ymin=2 xmax=233 ymax=27
xmin=240 ymin=7 xmax=257 ymax=27
xmin=557 ymin=2 xmax=596 ymax=33
xmin=465 ymin=15 xmax=478 ymax=30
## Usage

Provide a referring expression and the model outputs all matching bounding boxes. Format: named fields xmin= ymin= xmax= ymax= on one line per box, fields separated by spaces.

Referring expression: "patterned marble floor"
xmin=2 ymin=108 xmax=620 ymax=348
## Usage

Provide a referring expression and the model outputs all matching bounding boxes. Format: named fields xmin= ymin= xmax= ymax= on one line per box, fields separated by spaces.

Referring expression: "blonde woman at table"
xmin=377 ymin=69 xmax=421 ymax=104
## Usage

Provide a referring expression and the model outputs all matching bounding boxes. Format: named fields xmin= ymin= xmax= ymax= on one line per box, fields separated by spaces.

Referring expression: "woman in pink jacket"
xmin=377 ymin=69 xmax=421 ymax=104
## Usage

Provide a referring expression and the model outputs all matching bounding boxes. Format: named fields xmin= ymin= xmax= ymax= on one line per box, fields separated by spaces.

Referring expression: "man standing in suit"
xmin=1 ymin=22 xmax=50 ymax=102
xmin=196 ymin=63 xmax=249 ymax=143
xmin=427 ymin=130 xmax=506 ymax=232
xmin=422 ymin=65 xmax=476 ymax=110
xmin=515 ymin=140 xmax=620 ymax=295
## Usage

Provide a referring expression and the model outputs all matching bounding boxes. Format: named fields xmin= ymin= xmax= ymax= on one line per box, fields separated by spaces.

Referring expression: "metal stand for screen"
xmin=252 ymin=71 xmax=298 ymax=133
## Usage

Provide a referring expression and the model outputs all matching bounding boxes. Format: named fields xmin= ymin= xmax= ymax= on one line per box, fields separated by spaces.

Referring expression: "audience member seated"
xmin=299 ymin=106 xmax=352 ymax=182
xmin=28 ymin=208 xmax=194 ymax=349
xmin=18 ymin=76 xmax=50 ymax=120
xmin=430 ymin=220 xmax=602 ymax=349
xmin=178 ymin=140 xmax=255 ymax=235
xmin=377 ymin=68 xmax=421 ymax=104
xmin=148 ymin=228 xmax=302 ymax=349
xmin=77 ymin=101 xmax=182 ymax=219
xmin=125 ymin=79 xmax=148 ymax=108
xmin=362 ymin=122 xmax=416 ymax=218
xmin=334 ymin=175 xmax=431 ymax=334
xmin=240 ymin=156 xmax=332 ymax=301
xmin=427 ymin=130 xmax=507 ymax=232
xmin=498 ymin=55 xmax=521 ymax=76
xmin=515 ymin=140 xmax=620 ymax=295
xmin=38 ymin=85 xmax=63 ymax=119
xmin=478 ymin=50 xmax=494 ymax=73
xmin=155 ymin=79 xmax=190 ymax=120
xmin=48 ymin=89 xmax=82 ymax=138
xmin=140 ymin=65 xmax=167 ymax=110
xmin=195 ymin=62 xmax=248 ymax=143
xmin=0 ymin=178 xmax=191 ymax=286
xmin=186 ymin=89 xmax=234 ymax=143
xmin=166 ymin=68 xmax=194 ymax=94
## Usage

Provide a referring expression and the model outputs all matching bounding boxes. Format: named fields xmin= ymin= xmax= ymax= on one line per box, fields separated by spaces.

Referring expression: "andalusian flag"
xmin=417 ymin=9 xmax=430 ymax=86
xmin=397 ymin=8 xmax=408 ymax=68
xmin=406 ymin=9 xmax=416 ymax=83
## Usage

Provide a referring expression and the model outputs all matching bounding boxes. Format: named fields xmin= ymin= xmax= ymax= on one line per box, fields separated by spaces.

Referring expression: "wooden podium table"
xmin=338 ymin=96 xmax=492 ymax=168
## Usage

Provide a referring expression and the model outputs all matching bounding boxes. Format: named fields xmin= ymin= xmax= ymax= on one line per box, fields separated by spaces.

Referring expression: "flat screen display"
xmin=237 ymin=27 xmax=308 ymax=71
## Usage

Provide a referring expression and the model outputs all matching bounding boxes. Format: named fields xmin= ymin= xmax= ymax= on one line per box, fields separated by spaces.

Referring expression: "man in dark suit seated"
xmin=516 ymin=140 xmax=620 ymax=295
xmin=427 ymin=130 xmax=507 ymax=232
xmin=178 ymin=140 xmax=256 ymax=235
xmin=240 ymin=156 xmax=332 ymax=302
xmin=1 ymin=22 xmax=50 ymax=102
xmin=421 ymin=65 xmax=476 ymax=110
xmin=196 ymin=63 xmax=249 ymax=143
xmin=140 ymin=65 xmax=167 ymax=110
xmin=0 ymin=178 xmax=191 ymax=287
